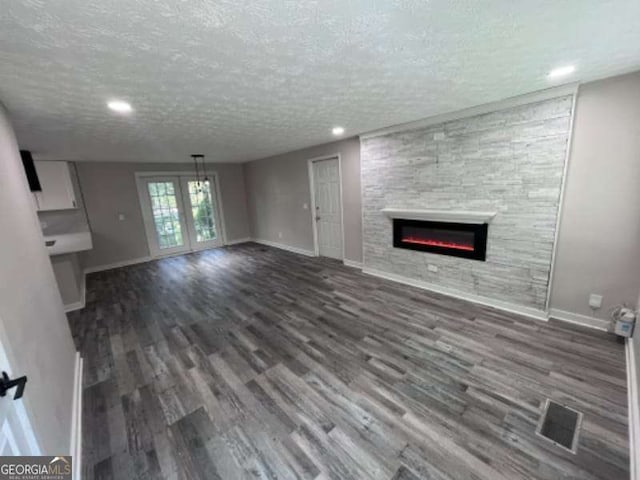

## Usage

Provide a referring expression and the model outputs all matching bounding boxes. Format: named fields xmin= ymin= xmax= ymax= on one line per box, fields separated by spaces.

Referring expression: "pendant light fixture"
xmin=200 ymin=155 xmax=209 ymax=183
xmin=191 ymin=154 xmax=204 ymax=192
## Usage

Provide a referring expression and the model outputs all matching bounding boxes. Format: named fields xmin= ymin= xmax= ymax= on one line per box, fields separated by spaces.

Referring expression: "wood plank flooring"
xmin=68 ymin=242 xmax=629 ymax=480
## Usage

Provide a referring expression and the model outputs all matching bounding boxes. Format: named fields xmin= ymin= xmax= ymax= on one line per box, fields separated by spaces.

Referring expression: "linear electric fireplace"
xmin=393 ymin=219 xmax=488 ymax=260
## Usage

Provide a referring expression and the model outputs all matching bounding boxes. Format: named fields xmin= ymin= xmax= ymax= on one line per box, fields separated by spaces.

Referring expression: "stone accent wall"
xmin=361 ymin=95 xmax=573 ymax=310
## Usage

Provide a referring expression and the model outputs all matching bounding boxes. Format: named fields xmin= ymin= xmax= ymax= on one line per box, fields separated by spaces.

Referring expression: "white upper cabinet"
xmin=33 ymin=161 xmax=77 ymax=211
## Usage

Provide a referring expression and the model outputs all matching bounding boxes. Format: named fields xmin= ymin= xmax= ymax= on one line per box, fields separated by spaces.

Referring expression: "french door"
xmin=138 ymin=175 xmax=224 ymax=257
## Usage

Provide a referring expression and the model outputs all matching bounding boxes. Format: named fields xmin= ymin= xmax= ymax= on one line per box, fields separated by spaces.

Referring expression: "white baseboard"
xmin=70 ymin=352 xmax=83 ymax=480
xmin=252 ymin=238 xmax=316 ymax=257
xmin=225 ymin=237 xmax=252 ymax=246
xmin=64 ymin=273 xmax=86 ymax=313
xmin=627 ymin=338 xmax=640 ymax=480
xmin=84 ymin=241 xmax=252 ymax=274
xmin=343 ymin=259 xmax=363 ymax=269
xmin=362 ymin=267 xmax=548 ymax=322
xmin=84 ymin=256 xmax=152 ymax=274
xmin=81 ymin=248 xmax=609 ymax=332
xmin=548 ymin=308 xmax=610 ymax=331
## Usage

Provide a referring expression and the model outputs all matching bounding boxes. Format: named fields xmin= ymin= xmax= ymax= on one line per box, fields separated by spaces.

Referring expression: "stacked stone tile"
xmin=361 ymin=95 xmax=573 ymax=310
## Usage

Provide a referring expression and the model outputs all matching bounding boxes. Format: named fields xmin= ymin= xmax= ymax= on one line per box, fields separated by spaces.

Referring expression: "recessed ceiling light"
xmin=547 ymin=65 xmax=575 ymax=79
xmin=107 ymin=100 xmax=133 ymax=114
xmin=332 ymin=126 xmax=345 ymax=136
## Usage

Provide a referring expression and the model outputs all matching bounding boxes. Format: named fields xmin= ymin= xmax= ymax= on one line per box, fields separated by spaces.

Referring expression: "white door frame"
xmin=134 ymin=171 xmax=228 ymax=258
xmin=307 ymin=154 xmax=345 ymax=259
xmin=136 ymin=175 xmax=192 ymax=258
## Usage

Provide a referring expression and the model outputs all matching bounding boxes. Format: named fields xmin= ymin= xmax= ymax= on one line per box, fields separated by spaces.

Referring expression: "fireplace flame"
xmin=401 ymin=236 xmax=474 ymax=251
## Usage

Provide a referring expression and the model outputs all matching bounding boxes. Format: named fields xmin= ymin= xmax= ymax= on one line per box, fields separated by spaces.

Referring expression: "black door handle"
xmin=0 ymin=371 xmax=27 ymax=400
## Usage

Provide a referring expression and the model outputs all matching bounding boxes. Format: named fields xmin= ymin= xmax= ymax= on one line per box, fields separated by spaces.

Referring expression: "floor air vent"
xmin=535 ymin=399 xmax=583 ymax=454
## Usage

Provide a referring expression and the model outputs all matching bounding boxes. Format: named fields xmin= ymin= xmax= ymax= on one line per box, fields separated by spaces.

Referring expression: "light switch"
xmin=303 ymin=203 xmax=308 ymax=210
xmin=118 ymin=213 xmax=126 ymax=221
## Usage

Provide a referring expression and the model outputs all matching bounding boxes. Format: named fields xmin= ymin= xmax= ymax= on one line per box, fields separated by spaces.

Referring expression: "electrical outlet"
xmin=427 ymin=264 xmax=438 ymax=273
xmin=303 ymin=203 xmax=308 ymax=210
xmin=278 ymin=232 xmax=283 ymax=239
xmin=588 ymin=294 xmax=603 ymax=309
xmin=118 ymin=213 xmax=126 ymax=221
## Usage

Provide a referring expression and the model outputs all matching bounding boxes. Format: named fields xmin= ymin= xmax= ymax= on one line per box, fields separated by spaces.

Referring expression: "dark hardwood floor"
xmin=68 ymin=242 xmax=629 ymax=480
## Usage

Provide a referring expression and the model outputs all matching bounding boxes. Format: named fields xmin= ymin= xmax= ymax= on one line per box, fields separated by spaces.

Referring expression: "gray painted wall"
xmin=551 ymin=72 xmax=640 ymax=319
xmin=361 ymin=96 xmax=573 ymax=311
xmin=244 ymin=137 xmax=362 ymax=263
xmin=75 ymin=161 xmax=250 ymax=269
xmin=0 ymin=104 xmax=76 ymax=453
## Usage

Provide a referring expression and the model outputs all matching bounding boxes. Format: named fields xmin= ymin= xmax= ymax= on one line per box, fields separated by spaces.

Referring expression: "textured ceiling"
xmin=1 ymin=1 xmax=639 ymax=163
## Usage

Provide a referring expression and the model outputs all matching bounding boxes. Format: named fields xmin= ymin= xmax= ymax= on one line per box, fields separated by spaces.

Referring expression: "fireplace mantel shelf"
xmin=381 ymin=208 xmax=497 ymax=224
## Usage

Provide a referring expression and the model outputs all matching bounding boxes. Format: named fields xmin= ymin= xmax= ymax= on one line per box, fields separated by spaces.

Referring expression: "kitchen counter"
xmin=44 ymin=231 xmax=92 ymax=256
xmin=41 ymin=214 xmax=92 ymax=256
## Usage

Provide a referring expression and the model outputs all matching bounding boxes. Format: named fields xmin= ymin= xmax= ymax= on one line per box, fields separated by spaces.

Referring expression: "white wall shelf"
xmin=381 ymin=208 xmax=497 ymax=224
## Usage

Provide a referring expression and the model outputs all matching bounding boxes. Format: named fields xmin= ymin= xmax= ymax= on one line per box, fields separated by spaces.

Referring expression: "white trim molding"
xmin=627 ymin=338 xmax=640 ymax=480
xmin=84 ymin=256 xmax=152 ymax=274
xmin=81 ymin=241 xmax=612 ymax=334
xmin=545 ymin=86 xmax=579 ymax=312
xmin=85 ymin=239 xmax=250 ymax=275
xmin=343 ymin=259 xmax=363 ymax=269
xmin=362 ymin=267 xmax=548 ymax=321
xmin=249 ymin=242 xmax=616 ymax=331
xmin=225 ymin=237 xmax=252 ymax=246
xmin=70 ymin=352 xmax=83 ymax=480
xmin=252 ymin=238 xmax=316 ymax=257
xmin=381 ymin=208 xmax=497 ymax=224
xmin=361 ymin=83 xmax=579 ymax=139
xmin=548 ymin=308 xmax=610 ymax=331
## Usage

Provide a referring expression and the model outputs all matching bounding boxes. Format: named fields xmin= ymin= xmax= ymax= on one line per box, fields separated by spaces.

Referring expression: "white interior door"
xmin=312 ymin=158 xmax=343 ymax=259
xmin=139 ymin=176 xmax=191 ymax=257
xmin=179 ymin=177 xmax=223 ymax=251
xmin=0 ymin=329 xmax=41 ymax=456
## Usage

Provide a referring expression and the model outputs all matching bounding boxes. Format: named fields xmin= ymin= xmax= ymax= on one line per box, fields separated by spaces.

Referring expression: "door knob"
xmin=0 ymin=372 xmax=27 ymax=400
xmin=315 ymin=216 xmax=321 ymax=221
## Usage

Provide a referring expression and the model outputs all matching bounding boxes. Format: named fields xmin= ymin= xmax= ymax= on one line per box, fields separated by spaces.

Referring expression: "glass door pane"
xmin=142 ymin=177 xmax=191 ymax=257
xmin=187 ymin=180 xmax=217 ymax=242
xmin=180 ymin=177 xmax=223 ymax=250
xmin=148 ymin=181 xmax=184 ymax=248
